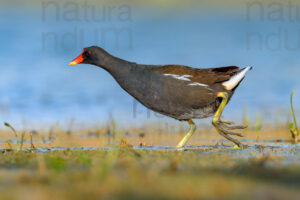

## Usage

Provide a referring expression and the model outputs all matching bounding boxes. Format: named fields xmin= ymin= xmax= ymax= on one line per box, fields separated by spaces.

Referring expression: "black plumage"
xmin=69 ymin=46 xmax=252 ymax=147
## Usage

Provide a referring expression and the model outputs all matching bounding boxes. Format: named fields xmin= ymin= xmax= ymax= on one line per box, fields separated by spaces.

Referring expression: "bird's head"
xmin=69 ymin=46 xmax=109 ymax=67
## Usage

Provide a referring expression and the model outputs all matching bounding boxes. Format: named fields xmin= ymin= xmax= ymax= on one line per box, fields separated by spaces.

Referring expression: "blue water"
xmin=0 ymin=2 xmax=300 ymax=127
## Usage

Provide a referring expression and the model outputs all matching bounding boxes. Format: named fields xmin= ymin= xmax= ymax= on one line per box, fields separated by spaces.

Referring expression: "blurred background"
xmin=0 ymin=0 xmax=299 ymax=128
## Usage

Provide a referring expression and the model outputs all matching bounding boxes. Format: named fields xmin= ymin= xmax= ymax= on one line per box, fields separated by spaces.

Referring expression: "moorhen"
xmin=69 ymin=46 xmax=252 ymax=148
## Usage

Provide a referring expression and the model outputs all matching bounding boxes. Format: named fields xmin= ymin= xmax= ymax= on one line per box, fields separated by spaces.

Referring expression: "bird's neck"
xmin=96 ymin=53 xmax=136 ymax=80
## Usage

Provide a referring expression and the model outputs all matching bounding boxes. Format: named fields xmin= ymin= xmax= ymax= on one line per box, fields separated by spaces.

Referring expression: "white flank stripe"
xmin=188 ymin=83 xmax=208 ymax=87
xmin=164 ymin=74 xmax=192 ymax=81
xmin=222 ymin=66 xmax=252 ymax=90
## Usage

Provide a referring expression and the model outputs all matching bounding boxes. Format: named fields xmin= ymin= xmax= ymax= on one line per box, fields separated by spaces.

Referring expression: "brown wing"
xmin=155 ymin=65 xmax=240 ymax=86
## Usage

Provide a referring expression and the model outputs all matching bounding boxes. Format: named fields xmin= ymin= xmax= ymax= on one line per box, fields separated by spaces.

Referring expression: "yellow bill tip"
xmin=69 ymin=61 xmax=78 ymax=66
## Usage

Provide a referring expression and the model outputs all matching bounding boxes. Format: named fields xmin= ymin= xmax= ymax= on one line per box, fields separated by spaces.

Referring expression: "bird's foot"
xmin=176 ymin=119 xmax=196 ymax=149
xmin=233 ymin=144 xmax=246 ymax=150
xmin=216 ymin=120 xmax=247 ymax=137
xmin=212 ymin=120 xmax=247 ymax=148
xmin=176 ymin=147 xmax=185 ymax=151
xmin=220 ymin=119 xmax=235 ymax=125
xmin=220 ymin=119 xmax=248 ymax=130
xmin=212 ymin=92 xmax=247 ymax=148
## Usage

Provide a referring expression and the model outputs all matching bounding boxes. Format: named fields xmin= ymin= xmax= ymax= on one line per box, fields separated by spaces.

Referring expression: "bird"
xmin=69 ymin=46 xmax=252 ymax=148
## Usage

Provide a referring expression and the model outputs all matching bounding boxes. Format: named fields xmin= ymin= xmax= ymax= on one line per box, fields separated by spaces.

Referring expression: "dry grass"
xmin=0 ymin=121 xmax=295 ymax=150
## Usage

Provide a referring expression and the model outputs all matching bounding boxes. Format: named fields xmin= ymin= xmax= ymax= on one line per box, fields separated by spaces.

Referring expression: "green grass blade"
xmin=290 ymin=90 xmax=299 ymax=137
xmin=4 ymin=122 xmax=18 ymax=138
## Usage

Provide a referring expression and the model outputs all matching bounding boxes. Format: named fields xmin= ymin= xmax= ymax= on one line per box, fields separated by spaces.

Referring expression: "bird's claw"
xmin=219 ymin=120 xmax=247 ymax=130
xmin=220 ymin=123 xmax=247 ymax=131
xmin=217 ymin=122 xmax=245 ymax=137
xmin=213 ymin=119 xmax=247 ymax=148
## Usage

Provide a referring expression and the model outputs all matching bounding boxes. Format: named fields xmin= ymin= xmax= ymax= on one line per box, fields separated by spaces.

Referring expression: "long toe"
xmin=217 ymin=130 xmax=243 ymax=147
xmin=219 ymin=126 xmax=245 ymax=137
xmin=219 ymin=121 xmax=247 ymax=130
xmin=220 ymin=119 xmax=235 ymax=125
xmin=223 ymin=124 xmax=247 ymax=130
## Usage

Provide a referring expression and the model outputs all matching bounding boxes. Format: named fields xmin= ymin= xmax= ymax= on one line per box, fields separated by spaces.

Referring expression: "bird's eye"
xmin=85 ymin=51 xmax=91 ymax=57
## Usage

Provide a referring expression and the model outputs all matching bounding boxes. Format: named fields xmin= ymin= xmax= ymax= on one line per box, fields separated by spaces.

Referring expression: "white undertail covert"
xmin=222 ymin=66 xmax=252 ymax=90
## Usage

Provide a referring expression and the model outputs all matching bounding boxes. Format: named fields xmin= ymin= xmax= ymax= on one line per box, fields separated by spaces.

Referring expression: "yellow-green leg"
xmin=212 ymin=92 xmax=246 ymax=148
xmin=176 ymin=119 xmax=196 ymax=149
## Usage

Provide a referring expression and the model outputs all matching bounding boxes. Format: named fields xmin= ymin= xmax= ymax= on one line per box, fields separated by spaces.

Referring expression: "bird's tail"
xmin=222 ymin=66 xmax=252 ymax=90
